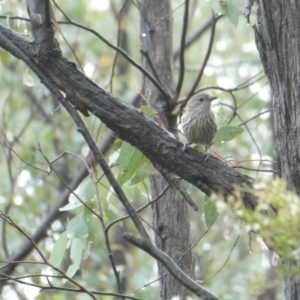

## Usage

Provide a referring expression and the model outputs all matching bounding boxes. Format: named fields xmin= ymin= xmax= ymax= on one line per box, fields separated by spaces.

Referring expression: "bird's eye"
xmin=198 ymin=97 xmax=204 ymax=102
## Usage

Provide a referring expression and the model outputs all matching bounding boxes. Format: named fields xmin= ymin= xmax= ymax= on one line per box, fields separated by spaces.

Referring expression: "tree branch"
xmin=0 ymin=24 xmax=258 ymax=209
xmin=175 ymin=0 xmax=189 ymax=99
xmin=123 ymin=233 xmax=220 ymax=300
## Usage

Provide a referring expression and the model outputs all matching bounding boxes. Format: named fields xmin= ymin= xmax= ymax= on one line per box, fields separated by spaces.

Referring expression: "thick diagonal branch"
xmin=0 ymin=25 xmax=257 ymax=210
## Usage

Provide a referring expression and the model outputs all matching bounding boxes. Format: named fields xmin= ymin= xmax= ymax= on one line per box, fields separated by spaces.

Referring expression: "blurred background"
xmin=0 ymin=0 xmax=281 ymax=299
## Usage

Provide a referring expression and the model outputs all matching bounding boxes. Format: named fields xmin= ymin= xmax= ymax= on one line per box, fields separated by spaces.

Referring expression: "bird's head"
xmin=185 ymin=93 xmax=217 ymax=111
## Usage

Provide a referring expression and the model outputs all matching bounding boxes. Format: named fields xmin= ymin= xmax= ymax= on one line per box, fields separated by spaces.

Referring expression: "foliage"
xmin=221 ymin=178 xmax=300 ymax=263
xmin=0 ymin=0 xmax=284 ymax=299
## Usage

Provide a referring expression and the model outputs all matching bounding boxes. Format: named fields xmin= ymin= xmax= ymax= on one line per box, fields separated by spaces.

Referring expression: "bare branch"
xmin=123 ymin=233 xmax=220 ymax=300
xmin=175 ymin=0 xmax=190 ymax=100
xmin=181 ymin=13 xmax=217 ymax=109
xmin=0 ymin=272 xmax=140 ymax=299
xmin=0 ymin=24 xmax=258 ymax=210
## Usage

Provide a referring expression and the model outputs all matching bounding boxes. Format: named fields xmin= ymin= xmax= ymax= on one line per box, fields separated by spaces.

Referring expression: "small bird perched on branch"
xmin=181 ymin=92 xmax=217 ymax=153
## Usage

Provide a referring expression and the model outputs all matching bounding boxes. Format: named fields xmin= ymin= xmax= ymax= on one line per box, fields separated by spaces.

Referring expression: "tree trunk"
xmin=139 ymin=1 xmax=194 ymax=299
xmin=254 ymin=1 xmax=300 ymax=299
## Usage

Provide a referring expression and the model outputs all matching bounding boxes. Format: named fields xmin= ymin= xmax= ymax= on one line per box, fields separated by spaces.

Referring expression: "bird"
xmin=181 ymin=92 xmax=217 ymax=154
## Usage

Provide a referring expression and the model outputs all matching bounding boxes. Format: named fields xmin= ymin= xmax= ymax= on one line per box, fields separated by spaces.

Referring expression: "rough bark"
xmin=139 ymin=1 xmax=194 ymax=299
xmin=0 ymin=22 xmax=259 ymax=299
xmin=0 ymin=24 xmax=257 ymax=208
xmin=254 ymin=1 xmax=300 ymax=299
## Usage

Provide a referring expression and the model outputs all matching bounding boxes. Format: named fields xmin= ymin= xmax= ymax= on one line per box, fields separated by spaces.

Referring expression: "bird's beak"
xmin=210 ymin=96 xmax=218 ymax=101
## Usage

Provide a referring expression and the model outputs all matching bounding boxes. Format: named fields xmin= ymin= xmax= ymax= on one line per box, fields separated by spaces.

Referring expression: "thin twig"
xmin=105 ymin=184 xmax=170 ymax=234
xmin=0 ymin=213 xmax=97 ymax=299
xmin=232 ymin=166 xmax=277 ymax=173
xmin=199 ymin=235 xmax=240 ymax=282
xmin=0 ymin=272 xmax=140 ymax=299
xmin=173 ymin=15 xmax=223 ymax=60
xmin=27 ymin=56 xmax=151 ymax=242
xmin=59 ymin=20 xmax=170 ymax=101
xmin=132 ymin=219 xmax=216 ymax=294
xmin=238 ymin=109 xmax=272 ymax=127
xmin=92 ymin=174 xmax=125 ymax=296
xmin=175 ymin=0 xmax=190 ymax=100
xmin=107 ymin=0 xmax=130 ymax=92
xmin=37 ymin=147 xmax=103 ymax=220
xmin=180 ymin=13 xmax=217 ymax=109
xmin=123 ymin=233 xmax=220 ymax=300
xmin=0 ymin=138 xmax=48 ymax=174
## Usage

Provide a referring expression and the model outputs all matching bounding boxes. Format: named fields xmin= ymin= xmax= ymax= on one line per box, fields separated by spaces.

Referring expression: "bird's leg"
xmin=182 ymin=142 xmax=191 ymax=153
xmin=203 ymin=154 xmax=210 ymax=163
xmin=203 ymin=145 xmax=210 ymax=163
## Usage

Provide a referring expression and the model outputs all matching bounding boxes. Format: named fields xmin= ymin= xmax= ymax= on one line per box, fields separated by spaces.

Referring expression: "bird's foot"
xmin=203 ymin=153 xmax=210 ymax=163
xmin=182 ymin=143 xmax=191 ymax=153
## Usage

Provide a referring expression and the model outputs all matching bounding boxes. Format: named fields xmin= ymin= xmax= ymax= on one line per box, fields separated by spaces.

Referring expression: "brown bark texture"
xmin=0 ymin=10 xmax=259 ymax=298
xmin=0 ymin=24 xmax=258 ymax=208
xmin=254 ymin=1 xmax=300 ymax=299
xmin=139 ymin=1 xmax=194 ymax=299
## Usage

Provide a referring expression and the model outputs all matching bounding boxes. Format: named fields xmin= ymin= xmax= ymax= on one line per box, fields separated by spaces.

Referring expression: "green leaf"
xmin=117 ymin=142 xmax=144 ymax=185
xmin=59 ymin=201 xmax=83 ymax=212
xmin=71 ymin=238 xmax=83 ymax=264
xmin=83 ymin=198 xmax=98 ymax=216
xmin=0 ymin=51 xmax=11 ymax=68
xmin=65 ymin=238 xmax=83 ymax=279
xmin=82 ymin=199 xmax=99 ymax=241
xmin=83 ymin=242 xmax=92 ymax=260
xmin=214 ymin=126 xmax=244 ymax=147
xmin=193 ymin=144 xmax=205 ymax=153
xmin=130 ymin=157 xmax=154 ymax=185
xmin=49 ymin=232 xmax=68 ymax=267
xmin=226 ymin=0 xmax=239 ymax=26
xmin=84 ymin=215 xmax=99 ymax=241
xmin=209 ymin=0 xmax=226 ymax=14
xmin=60 ymin=178 xmax=95 ymax=212
xmin=209 ymin=0 xmax=239 ymax=26
xmin=140 ymin=105 xmax=156 ymax=119
xmin=204 ymin=195 xmax=219 ymax=227
xmin=66 ymin=214 xmax=89 ymax=239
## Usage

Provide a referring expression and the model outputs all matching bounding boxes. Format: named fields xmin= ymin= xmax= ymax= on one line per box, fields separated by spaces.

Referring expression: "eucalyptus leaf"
xmin=64 ymin=238 xmax=83 ymax=280
xmin=84 ymin=215 xmax=99 ymax=241
xmin=60 ymin=178 xmax=95 ymax=212
xmin=49 ymin=232 xmax=68 ymax=267
xmin=140 ymin=105 xmax=157 ymax=119
xmin=209 ymin=0 xmax=226 ymax=14
xmin=215 ymin=126 xmax=244 ymax=147
xmin=66 ymin=214 xmax=89 ymax=239
xmin=130 ymin=157 xmax=154 ymax=185
xmin=226 ymin=0 xmax=239 ymax=26
xmin=117 ymin=141 xmax=144 ymax=185
xmin=204 ymin=195 xmax=219 ymax=228
xmin=0 ymin=50 xmax=11 ymax=68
